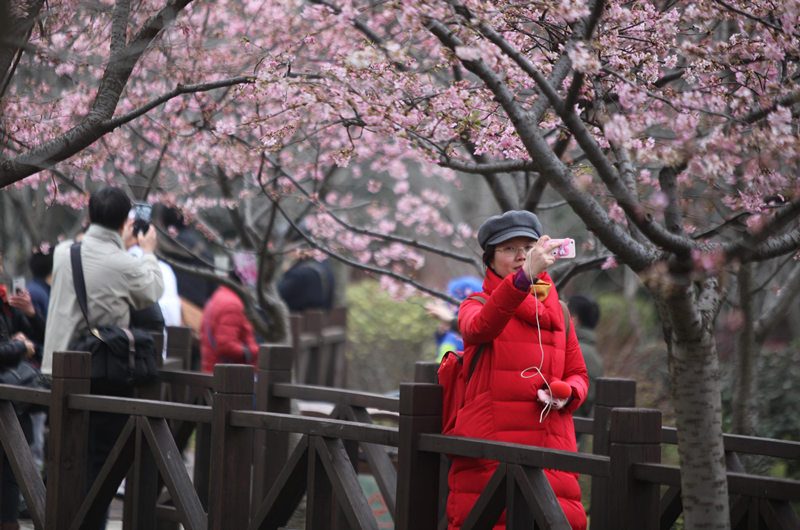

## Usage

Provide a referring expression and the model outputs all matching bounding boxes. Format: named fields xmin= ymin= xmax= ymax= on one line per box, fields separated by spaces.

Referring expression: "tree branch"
xmin=425 ymin=16 xmax=656 ymax=271
xmin=262 ymin=154 xmax=482 ymax=267
xmin=742 ymin=90 xmax=800 ymax=124
xmin=456 ymin=6 xmax=691 ymax=257
xmin=755 ymin=263 xmax=800 ymax=342
xmin=0 ymin=75 xmax=251 ymax=186
xmin=723 ymin=200 xmax=800 ymax=261
xmin=439 ymin=158 xmax=536 ymax=174
xmin=270 ymin=196 xmax=465 ymax=304
xmin=106 ymin=76 xmax=253 ymax=128
xmin=658 ymin=165 xmax=684 ymax=235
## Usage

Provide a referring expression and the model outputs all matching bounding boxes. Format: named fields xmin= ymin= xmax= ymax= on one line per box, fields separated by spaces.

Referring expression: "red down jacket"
xmin=447 ymin=268 xmax=588 ymax=529
xmin=200 ymin=286 xmax=259 ymax=374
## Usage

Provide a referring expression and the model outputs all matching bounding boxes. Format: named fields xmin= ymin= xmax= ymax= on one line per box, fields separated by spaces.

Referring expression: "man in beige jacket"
xmin=42 ymin=186 xmax=163 ymax=529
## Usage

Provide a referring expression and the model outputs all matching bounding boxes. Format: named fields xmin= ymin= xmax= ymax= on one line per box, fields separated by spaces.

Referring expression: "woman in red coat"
xmin=447 ymin=210 xmax=589 ymax=529
xmin=200 ymin=270 xmax=259 ymax=374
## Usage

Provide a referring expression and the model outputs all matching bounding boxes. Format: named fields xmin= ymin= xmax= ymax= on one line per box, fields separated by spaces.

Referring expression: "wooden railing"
xmin=290 ymin=306 xmax=347 ymax=388
xmin=0 ymin=332 xmax=798 ymax=529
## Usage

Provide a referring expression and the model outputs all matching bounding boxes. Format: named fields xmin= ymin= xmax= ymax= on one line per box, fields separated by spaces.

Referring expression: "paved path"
xmin=20 ymin=497 xmax=124 ymax=529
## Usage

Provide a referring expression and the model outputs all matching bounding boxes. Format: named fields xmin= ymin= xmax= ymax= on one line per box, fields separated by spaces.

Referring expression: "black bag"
xmin=68 ymin=243 xmax=158 ymax=387
xmin=0 ymin=360 xmax=51 ymax=414
xmin=130 ymin=302 xmax=165 ymax=333
xmin=68 ymin=326 xmax=157 ymax=386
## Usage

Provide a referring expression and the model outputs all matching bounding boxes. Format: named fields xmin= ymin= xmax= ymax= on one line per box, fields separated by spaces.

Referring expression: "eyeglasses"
xmin=496 ymin=244 xmax=534 ymax=256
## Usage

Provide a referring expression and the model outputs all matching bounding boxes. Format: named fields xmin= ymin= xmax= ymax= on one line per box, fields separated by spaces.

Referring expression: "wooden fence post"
xmin=207 ymin=364 xmax=254 ymax=530
xmin=607 ymin=408 xmax=662 ymax=530
xmin=396 ymin=382 xmax=442 ymax=530
xmin=46 ymin=351 xmax=91 ymax=530
xmin=304 ymin=310 xmax=325 ymax=385
xmin=414 ymin=361 xmax=439 ymax=384
xmin=589 ymin=377 xmax=636 ymax=529
xmin=414 ymin=360 xmax=449 ymax=527
xmin=164 ymin=326 xmax=194 ymax=370
xmin=252 ymin=345 xmax=294 ymax=505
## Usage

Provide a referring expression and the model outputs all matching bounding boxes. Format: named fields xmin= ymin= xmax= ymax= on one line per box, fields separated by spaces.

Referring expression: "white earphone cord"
xmin=518 ymin=280 xmax=554 ymax=423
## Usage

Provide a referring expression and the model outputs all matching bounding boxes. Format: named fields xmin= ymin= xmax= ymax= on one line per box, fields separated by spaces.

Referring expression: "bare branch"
xmin=723 ymin=200 xmax=800 ymax=261
xmin=439 ymin=158 xmax=536 ymax=174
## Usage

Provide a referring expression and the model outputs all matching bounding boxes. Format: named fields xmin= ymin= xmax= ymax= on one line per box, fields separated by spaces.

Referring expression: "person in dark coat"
xmin=0 ymin=252 xmax=44 ymax=530
xmin=568 ymin=294 xmax=602 ymax=418
xmin=277 ymin=257 xmax=335 ymax=313
xmin=26 ymin=246 xmax=52 ymax=324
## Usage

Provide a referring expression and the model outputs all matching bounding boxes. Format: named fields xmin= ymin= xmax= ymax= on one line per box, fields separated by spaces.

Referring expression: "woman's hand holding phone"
xmin=522 ymin=236 xmax=560 ymax=280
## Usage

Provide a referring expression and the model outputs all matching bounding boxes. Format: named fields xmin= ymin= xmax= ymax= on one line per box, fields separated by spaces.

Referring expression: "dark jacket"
xmin=0 ymin=300 xmax=44 ymax=368
xmin=27 ymin=277 xmax=50 ymax=322
xmin=158 ymin=228 xmax=217 ymax=308
xmin=575 ymin=327 xmax=602 ymax=418
xmin=278 ymin=258 xmax=335 ymax=312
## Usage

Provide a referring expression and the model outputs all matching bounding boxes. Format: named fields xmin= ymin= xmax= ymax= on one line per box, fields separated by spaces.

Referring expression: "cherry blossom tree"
xmin=236 ymin=1 xmax=800 ymax=527
xmin=2 ymin=0 xmax=800 ymax=527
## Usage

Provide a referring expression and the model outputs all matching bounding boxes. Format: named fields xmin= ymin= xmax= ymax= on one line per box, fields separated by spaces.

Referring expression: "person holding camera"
xmin=0 ymin=252 xmax=44 ymax=529
xmin=445 ymin=210 xmax=588 ymax=530
xmin=43 ymin=186 xmax=163 ymax=529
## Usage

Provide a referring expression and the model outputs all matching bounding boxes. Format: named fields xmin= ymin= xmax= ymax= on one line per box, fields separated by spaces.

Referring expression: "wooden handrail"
xmin=271 ymin=382 xmax=399 ymax=411
xmin=231 ymin=409 xmax=399 ymax=446
xmin=66 ymin=393 xmax=212 ymax=423
xmin=418 ymin=433 xmax=611 ymax=477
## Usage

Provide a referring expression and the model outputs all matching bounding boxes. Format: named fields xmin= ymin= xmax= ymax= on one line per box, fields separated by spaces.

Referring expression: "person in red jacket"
xmin=200 ymin=265 xmax=259 ymax=374
xmin=447 ymin=210 xmax=589 ymax=530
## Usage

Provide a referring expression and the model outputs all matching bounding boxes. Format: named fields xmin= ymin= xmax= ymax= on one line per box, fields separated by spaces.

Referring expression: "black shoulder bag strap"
xmin=70 ymin=242 xmax=94 ymax=330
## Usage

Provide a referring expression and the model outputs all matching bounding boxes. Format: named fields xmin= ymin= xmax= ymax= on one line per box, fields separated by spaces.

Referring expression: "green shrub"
xmin=345 ymin=280 xmax=438 ymax=393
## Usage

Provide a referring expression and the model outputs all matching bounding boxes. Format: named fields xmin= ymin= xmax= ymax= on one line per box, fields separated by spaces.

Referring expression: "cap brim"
xmin=487 ymin=228 xmax=540 ymax=246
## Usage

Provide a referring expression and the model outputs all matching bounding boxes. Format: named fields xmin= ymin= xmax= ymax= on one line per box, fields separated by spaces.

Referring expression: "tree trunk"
xmin=732 ymin=263 xmax=758 ymax=436
xmin=648 ymin=273 xmax=731 ymax=529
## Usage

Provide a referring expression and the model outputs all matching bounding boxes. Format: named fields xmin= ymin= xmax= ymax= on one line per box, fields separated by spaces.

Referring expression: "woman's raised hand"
xmin=522 ymin=236 xmax=560 ymax=280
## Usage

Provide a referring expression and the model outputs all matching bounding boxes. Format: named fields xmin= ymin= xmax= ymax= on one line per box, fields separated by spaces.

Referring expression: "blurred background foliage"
xmin=345 ymin=279 xmax=437 ymax=393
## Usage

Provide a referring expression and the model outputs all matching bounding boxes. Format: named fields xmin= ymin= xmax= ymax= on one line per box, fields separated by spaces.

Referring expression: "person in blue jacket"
xmin=427 ymin=276 xmax=483 ymax=361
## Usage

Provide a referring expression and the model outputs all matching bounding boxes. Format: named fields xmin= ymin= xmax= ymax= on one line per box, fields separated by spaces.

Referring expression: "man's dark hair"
xmin=29 ymin=248 xmax=54 ymax=278
xmin=160 ymin=206 xmax=185 ymax=229
xmin=88 ymin=186 xmax=131 ymax=230
xmin=568 ymin=294 xmax=600 ymax=329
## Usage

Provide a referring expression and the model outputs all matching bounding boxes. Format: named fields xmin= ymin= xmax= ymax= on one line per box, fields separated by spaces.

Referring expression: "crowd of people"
xmin=1 ymin=192 xmax=603 ymax=529
xmin=0 ymin=186 xmax=338 ymax=528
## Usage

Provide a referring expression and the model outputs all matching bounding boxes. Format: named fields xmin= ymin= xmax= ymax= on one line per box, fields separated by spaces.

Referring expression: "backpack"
xmin=437 ymin=294 xmax=571 ymax=434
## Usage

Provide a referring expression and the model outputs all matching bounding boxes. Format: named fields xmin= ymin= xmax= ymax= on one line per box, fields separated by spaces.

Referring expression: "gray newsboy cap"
xmin=477 ymin=210 xmax=543 ymax=250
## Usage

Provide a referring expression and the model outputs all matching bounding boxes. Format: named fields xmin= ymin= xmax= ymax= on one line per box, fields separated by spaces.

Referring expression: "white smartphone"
xmin=12 ymin=276 xmax=26 ymax=294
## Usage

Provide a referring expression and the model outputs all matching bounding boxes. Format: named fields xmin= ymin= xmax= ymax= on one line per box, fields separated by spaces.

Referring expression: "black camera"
xmin=132 ymin=203 xmax=152 ymax=236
